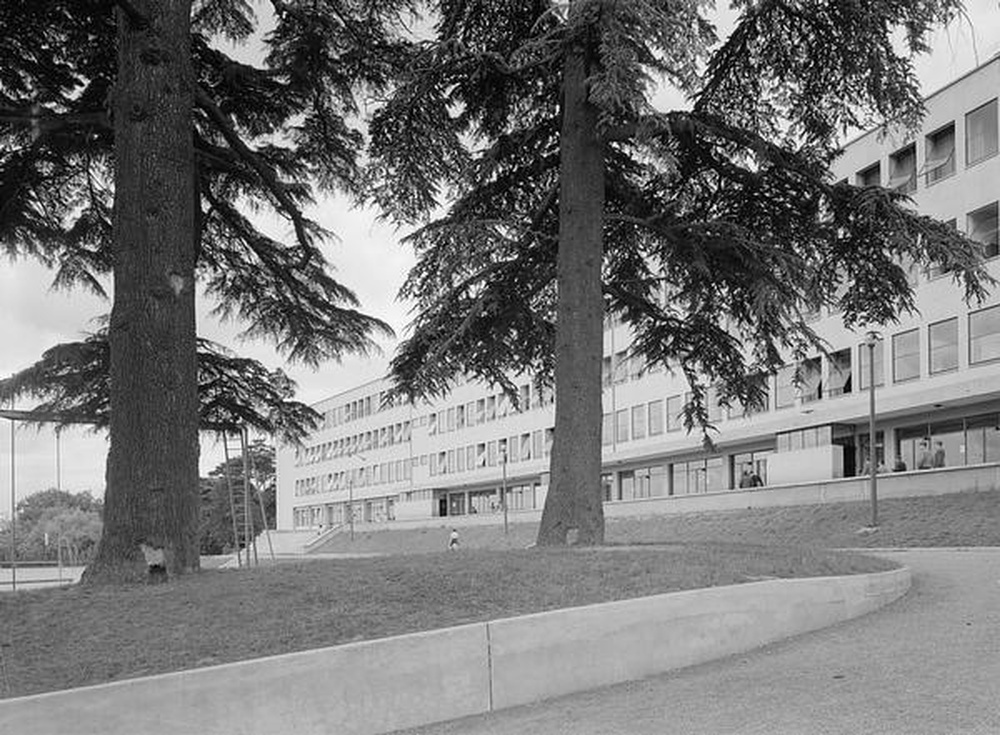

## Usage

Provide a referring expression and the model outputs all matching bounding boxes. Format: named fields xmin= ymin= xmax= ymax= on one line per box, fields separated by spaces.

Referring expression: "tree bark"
xmin=536 ymin=34 xmax=606 ymax=546
xmin=84 ymin=0 xmax=200 ymax=583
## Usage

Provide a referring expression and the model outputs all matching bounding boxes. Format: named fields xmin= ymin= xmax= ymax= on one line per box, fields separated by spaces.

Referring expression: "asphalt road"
xmin=394 ymin=549 xmax=1000 ymax=735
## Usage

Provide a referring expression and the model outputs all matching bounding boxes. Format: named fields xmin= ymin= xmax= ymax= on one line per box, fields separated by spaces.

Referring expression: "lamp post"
xmin=8 ymin=399 xmax=16 ymax=593
xmin=500 ymin=449 xmax=509 ymax=535
xmin=865 ymin=330 xmax=881 ymax=528
xmin=348 ymin=471 xmax=355 ymax=541
xmin=347 ymin=452 xmax=367 ymax=542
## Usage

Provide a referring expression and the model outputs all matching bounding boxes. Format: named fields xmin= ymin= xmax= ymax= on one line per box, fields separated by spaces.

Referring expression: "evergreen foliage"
xmin=369 ymin=1 xmax=993 ymax=545
xmin=0 ymin=0 xmax=410 ymax=580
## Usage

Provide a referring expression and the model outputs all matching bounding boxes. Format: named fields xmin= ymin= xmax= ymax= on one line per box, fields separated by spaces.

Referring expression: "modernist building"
xmin=276 ymin=57 xmax=1000 ymax=532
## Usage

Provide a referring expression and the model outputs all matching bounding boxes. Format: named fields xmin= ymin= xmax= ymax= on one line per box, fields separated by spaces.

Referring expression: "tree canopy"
xmin=0 ymin=0 xmax=411 ymax=581
xmin=369 ymin=0 xmax=993 ymax=544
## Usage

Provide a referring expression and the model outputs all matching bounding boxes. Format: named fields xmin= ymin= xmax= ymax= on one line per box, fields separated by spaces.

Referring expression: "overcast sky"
xmin=2 ymin=1 xmax=998 ymax=510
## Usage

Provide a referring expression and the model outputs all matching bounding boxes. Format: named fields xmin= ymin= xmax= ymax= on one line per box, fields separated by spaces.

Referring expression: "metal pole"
xmin=55 ymin=428 xmax=61 ymax=492
xmin=223 ymin=433 xmax=241 ymax=567
xmin=501 ymin=451 xmax=508 ymax=535
xmin=867 ymin=333 xmax=879 ymax=528
xmin=9 ymin=415 xmax=16 ymax=592
xmin=348 ymin=473 xmax=354 ymax=541
xmin=240 ymin=428 xmax=255 ymax=566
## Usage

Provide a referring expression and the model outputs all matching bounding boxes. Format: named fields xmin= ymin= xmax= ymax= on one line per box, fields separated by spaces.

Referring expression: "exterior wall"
xmin=277 ymin=57 xmax=1000 ymax=530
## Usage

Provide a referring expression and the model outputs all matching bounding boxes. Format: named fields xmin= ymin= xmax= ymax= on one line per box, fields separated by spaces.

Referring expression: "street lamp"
xmin=500 ymin=449 xmax=509 ymax=535
xmin=865 ymin=330 xmax=881 ymax=528
xmin=347 ymin=452 xmax=367 ymax=542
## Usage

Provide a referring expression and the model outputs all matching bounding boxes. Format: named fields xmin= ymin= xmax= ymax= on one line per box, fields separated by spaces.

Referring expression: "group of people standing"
xmin=865 ymin=439 xmax=946 ymax=474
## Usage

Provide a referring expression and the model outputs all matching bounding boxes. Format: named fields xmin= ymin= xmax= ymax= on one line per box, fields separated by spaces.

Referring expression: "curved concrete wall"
xmin=0 ymin=568 xmax=909 ymax=735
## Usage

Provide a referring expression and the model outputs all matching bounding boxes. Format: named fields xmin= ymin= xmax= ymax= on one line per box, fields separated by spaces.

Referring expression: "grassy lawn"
xmin=6 ymin=489 xmax=996 ymax=700
xmin=318 ymin=489 xmax=1000 ymax=555
xmin=0 ymin=544 xmax=890 ymax=699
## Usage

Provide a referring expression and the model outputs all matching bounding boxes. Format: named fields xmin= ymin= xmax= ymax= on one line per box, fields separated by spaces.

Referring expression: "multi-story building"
xmin=276 ymin=56 xmax=1000 ymax=532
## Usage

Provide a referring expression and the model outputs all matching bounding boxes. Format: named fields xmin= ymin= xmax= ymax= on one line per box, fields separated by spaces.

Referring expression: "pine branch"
xmin=194 ymin=85 xmax=316 ymax=264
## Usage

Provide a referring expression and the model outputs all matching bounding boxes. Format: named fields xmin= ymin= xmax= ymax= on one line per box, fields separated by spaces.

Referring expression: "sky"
xmin=1 ymin=1 xmax=998 ymax=511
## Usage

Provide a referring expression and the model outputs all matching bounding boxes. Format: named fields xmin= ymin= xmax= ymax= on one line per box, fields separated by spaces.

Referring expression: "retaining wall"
xmin=0 ymin=567 xmax=909 ymax=735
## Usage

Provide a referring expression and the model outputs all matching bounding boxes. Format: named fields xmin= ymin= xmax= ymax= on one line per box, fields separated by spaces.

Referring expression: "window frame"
xmin=969 ymin=303 xmax=1000 ymax=366
xmin=928 ymin=317 xmax=959 ymax=374
xmin=892 ymin=328 xmax=921 ymax=383
xmin=924 ymin=122 xmax=956 ymax=186
xmin=965 ymin=98 xmax=998 ymax=168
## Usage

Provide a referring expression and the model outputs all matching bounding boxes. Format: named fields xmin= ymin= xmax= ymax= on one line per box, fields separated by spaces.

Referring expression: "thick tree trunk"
xmin=536 ymin=39 xmax=606 ymax=546
xmin=84 ymin=0 xmax=200 ymax=583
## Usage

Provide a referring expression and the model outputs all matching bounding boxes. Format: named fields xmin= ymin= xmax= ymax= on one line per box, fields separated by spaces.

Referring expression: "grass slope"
xmin=318 ymin=489 xmax=1000 ymax=555
xmin=6 ymin=489 xmax=996 ymax=700
xmin=1 ymin=544 xmax=888 ymax=699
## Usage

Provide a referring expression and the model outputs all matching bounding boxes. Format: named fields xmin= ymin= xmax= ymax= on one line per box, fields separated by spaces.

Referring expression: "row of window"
xmin=294 ymin=458 xmax=414 ymax=497
xmin=855 ymin=98 xmax=997 ymax=193
xmin=294 ymin=428 xmax=557 ymax=496
xmin=598 ymin=304 xmax=999 ymax=443
xmin=422 ymin=383 xmax=553 ymax=436
xmin=318 ymin=389 xmax=404 ymax=430
xmin=296 ymin=420 xmax=413 ymax=466
xmin=292 ymin=495 xmax=398 ymax=528
xmin=428 ymin=429 xmax=555 ymax=476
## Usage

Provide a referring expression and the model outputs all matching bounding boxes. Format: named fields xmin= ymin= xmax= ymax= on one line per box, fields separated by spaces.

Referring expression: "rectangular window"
xmin=828 ymin=348 xmax=853 ymax=396
xmin=486 ymin=396 xmax=496 ymax=421
xmin=800 ymin=357 xmax=823 ymax=403
xmin=858 ymin=339 xmax=885 ymax=389
xmin=888 ymin=144 xmax=916 ymax=193
xmin=929 ymin=318 xmax=959 ymax=373
xmin=487 ymin=440 xmax=498 ymax=466
xmin=456 ymin=404 xmax=465 ymax=430
xmin=706 ymin=384 xmax=724 ymax=422
xmin=613 ymin=352 xmax=629 ymax=384
xmin=970 ymin=304 xmax=1000 ymax=364
xmin=602 ymin=356 xmax=613 ymax=388
xmin=775 ymin=365 xmax=796 ymax=409
xmin=892 ymin=329 xmax=920 ymax=382
xmin=631 ymin=405 xmax=646 ymax=440
xmin=602 ymin=413 xmax=613 ymax=446
xmin=630 ymin=355 xmax=645 ymax=380
xmin=924 ymin=123 xmax=955 ymax=185
xmin=856 ymin=162 xmax=881 ymax=187
xmin=648 ymin=400 xmax=664 ymax=436
xmin=518 ymin=384 xmax=531 ymax=411
xmin=927 ymin=218 xmax=959 ymax=280
xmin=966 ymin=98 xmax=998 ymax=166
xmin=666 ymin=395 xmax=683 ymax=431
xmin=615 ymin=408 xmax=630 ymax=443
xmin=967 ymin=202 xmax=999 ymax=259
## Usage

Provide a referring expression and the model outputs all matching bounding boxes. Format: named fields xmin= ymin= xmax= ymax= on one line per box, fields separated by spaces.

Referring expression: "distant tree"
xmin=0 ymin=1 xmax=408 ymax=581
xmin=200 ymin=440 xmax=275 ymax=554
xmin=370 ymin=1 xmax=992 ymax=546
xmin=3 ymin=489 xmax=104 ymax=564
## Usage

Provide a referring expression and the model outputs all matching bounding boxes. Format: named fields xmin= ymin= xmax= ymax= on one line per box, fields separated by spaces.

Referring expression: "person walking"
xmin=448 ymin=528 xmax=459 ymax=550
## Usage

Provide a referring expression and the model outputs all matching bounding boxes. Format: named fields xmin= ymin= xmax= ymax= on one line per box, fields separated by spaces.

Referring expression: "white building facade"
xmin=276 ymin=57 xmax=1000 ymax=532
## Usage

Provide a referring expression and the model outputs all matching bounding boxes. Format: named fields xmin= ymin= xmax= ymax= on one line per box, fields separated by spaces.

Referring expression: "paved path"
xmin=395 ymin=549 xmax=1000 ymax=735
